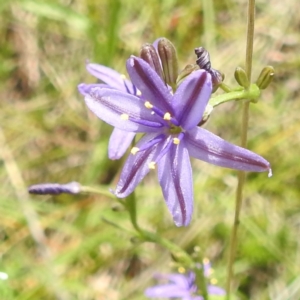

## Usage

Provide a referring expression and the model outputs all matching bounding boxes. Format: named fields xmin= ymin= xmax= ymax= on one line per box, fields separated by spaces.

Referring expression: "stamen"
xmin=148 ymin=162 xmax=156 ymax=169
xmin=121 ymin=114 xmax=129 ymax=120
xmin=144 ymin=101 xmax=153 ymax=109
xmin=178 ymin=267 xmax=185 ymax=274
xmin=128 ymin=116 xmax=163 ymax=128
xmin=131 ymin=147 xmax=139 ymax=155
xmin=173 ymin=137 xmax=180 ymax=145
xmin=163 ymin=112 xmax=171 ymax=120
xmin=137 ymin=134 xmax=165 ymax=152
xmin=121 ymin=74 xmax=127 ymax=80
xmin=136 ymin=90 xmax=142 ymax=96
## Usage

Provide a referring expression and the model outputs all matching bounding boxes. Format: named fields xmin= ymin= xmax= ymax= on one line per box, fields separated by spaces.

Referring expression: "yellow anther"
xmin=121 ymin=74 xmax=127 ymax=80
xmin=120 ymin=114 xmax=129 ymax=120
xmin=210 ymin=278 xmax=218 ymax=284
xmin=178 ymin=267 xmax=185 ymax=274
xmin=163 ymin=112 xmax=171 ymax=120
xmin=173 ymin=138 xmax=180 ymax=145
xmin=131 ymin=147 xmax=139 ymax=155
xmin=136 ymin=90 xmax=142 ymax=96
xmin=145 ymin=101 xmax=153 ymax=109
xmin=148 ymin=162 xmax=156 ymax=169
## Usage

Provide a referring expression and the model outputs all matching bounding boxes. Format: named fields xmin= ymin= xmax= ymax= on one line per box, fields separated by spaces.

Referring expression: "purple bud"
xmin=140 ymin=43 xmax=164 ymax=81
xmin=28 ymin=182 xmax=81 ymax=195
xmin=157 ymin=38 xmax=178 ymax=89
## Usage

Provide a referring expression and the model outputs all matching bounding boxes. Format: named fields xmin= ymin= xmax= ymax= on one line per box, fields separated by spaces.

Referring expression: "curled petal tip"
xmin=128 ymin=56 xmax=135 ymax=67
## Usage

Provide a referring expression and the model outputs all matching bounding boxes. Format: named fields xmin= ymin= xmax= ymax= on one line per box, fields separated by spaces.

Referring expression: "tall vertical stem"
xmin=226 ymin=0 xmax=256 ymax=298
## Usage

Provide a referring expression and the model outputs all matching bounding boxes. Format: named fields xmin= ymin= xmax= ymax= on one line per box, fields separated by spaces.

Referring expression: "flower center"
xmin=169 ymin=123 xmax=182 ymax=134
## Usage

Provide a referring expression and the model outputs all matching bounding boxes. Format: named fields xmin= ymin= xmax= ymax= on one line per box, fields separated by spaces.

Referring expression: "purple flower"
xmin=78 ymin=55 xmax=271 ymax=226
xmin=145 ymin=261 xmax=225 ymax=299
xmin=82 ymin=62 xmax=138 ymax=160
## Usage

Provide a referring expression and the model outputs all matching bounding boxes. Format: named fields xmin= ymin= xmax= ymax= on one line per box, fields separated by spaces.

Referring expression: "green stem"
xmin=209 ymin=84 xmax=260 ymax=108
xmin=138 ymin=229 xmax=208 ymax=299
xmin=193 ymin=251 xmax=209 ymax=300
xmin=124 ymin=193 xmax=142 ymax=233
xmin=80 ymin=185 xmax=116 ymax=198
xmin=124 ymin=192 xmax=208 ymax=298
xmin=226 ymin=0 xmax=256 ymax=298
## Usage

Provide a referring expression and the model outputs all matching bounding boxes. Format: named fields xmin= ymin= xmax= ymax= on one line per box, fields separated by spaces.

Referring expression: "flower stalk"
xmin=226 ymin=0 xmax=256 ymax=297
xmin=209 ymin=84 xmax=260 ymax=107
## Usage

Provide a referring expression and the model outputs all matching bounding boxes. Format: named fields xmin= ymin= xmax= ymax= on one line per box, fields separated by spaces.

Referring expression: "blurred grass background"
xmin=0 ymin=0 xmax=299 ymax=299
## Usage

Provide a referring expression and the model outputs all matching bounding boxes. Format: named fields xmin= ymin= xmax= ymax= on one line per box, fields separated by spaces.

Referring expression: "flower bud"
xmin=28 ymin=181 xmax=81 ymax=195
xmin=234 ymin=67 xmax=250 ymax=88
xmin=176 ymin=64 xmax=199 ymax=86
xmin=140 ymin=43 xmax=164 ymax=81
xmin=157 ymin=38 xmax=178 ymax=89
xmin=255 ymin=66 xmax=275 ymax=89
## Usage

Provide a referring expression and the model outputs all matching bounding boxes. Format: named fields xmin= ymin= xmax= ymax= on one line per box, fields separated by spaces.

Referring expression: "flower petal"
xmin=185 ymin=127 xmax=271 ymax=172
xmin=126 ymin=56 xmax=173 ymax=112
xmin=145 ymin=284 xmax=189 ymax=298
xmin=173 ymin=70 xmax=212 ymax=130
xmin=114 ymin=133 xmax=167 ymax=197
xmin=108 ymin=128 xmax=136 ymax=160
xmin=207 ymin=285 xmax=226 ymax=296
xmin=157 ymin=141 xmax=193 ymax=226
xmin=154 ymin=273 xmax=190 ymax=289
xmin=79 ymin=85 xmax=164 ymax=132
xmin=86 ymin=63 xmax=136 ymax=94
xmin=78 ymin=83 xmax=111 ymax=96
xmin=185 ymin=297 xmax=203 ymax=300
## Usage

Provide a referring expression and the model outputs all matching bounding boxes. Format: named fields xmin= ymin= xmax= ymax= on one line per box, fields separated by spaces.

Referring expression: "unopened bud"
xmin=176 ymin=64 xmax=199 ymax=86
xmin=157 ymin=38 xmax=178 ymax=89
xmin=28 ymin=181 xmax=81 ymax=195
xmin=234 ymin=67 xmax=250 ymax=88
xmin=140 ymin=43 xmax=164 ymax=80
xmin=256 ymin=66 xmax=275 ymax=89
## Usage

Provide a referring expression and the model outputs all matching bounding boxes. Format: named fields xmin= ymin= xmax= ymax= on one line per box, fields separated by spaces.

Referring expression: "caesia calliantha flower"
xmin=78 ymin=56 xmax=271 ymax=226
xmin=145 ymin=259 xmax=225 ymax=299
